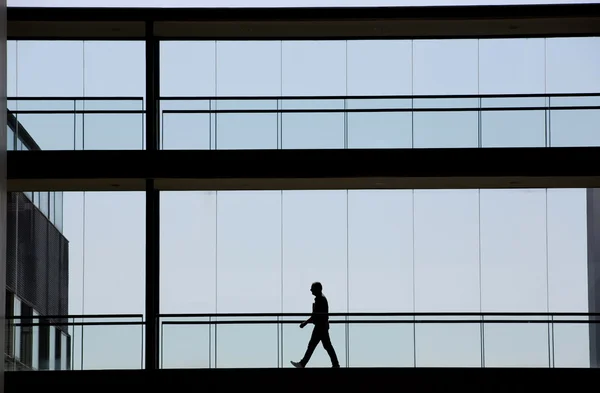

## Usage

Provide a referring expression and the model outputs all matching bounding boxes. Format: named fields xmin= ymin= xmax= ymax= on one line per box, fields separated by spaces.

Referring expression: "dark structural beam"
xmin=4 ymin=367 xmax=599 ymax=393
xmin=8 ymin=3 xmax=600 ymax=40
xmin=144 ymin=21 xmax=160 ymax=371
xmin=8 ymin=147 xmax=600 ymax=191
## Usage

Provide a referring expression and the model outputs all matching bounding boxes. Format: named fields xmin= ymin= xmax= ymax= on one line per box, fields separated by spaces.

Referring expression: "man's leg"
xmin=320 ymin=329 xmax=340 ymax=367
xmin=299 ymin=327 xmax=321 ymax=367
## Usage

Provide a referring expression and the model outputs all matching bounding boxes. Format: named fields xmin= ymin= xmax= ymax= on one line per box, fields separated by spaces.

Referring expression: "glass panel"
xmin=349 ymin=316 xmax=414 ymax=367
xmin=415 ymin=316 xmax=482 ymax=367
xmin=15 ymin=100 xmax=75 ymax=111
xmin=347 ymin=111 xmax=412 ymax=148
xmin=16 ymin=41 xmax=83 ymax=97
xmin=162 ymin=113 xmax=211 ymax=150
xmin=550 ymin=109 xmax=600 ymax=147
xmin=78 ymin=317 xmax=143 ymax=370
xmin=282 ymin=191 xmax=348 ymax=367
xmin=161 ymin=318 xmax=211 ymax=369
xmin=15 ymin=114 xmax=75 ymax=150
xmin=61 ymin=333 xmax=68 ymax=370
xmin=49 ymin=326 xmax=56 ymax=370
xmin=547 ymin=189 xmax=589 ymax=368
xmin=49 ymin=192 xmax=56 ymax=225
xmin=546 ymin=37 xmax=600 ymax=94
xmin=216 ymin=191 xmax=281 ymax=313
xmin=161 ymin=99 xmax=211 ymax=150
xmin=8 ymin=127 xmax=15 ymax=151
xmin=79 ymin=99 xmax=143 ymax=111
xmin=413 ymin=98 xmax=478 ymax=109
xmin=282 ymin=41 xmax=346 ymax=96
xmin=76 ymin=192 xmax=145 ymax=314
xmin=552 ymin=316 xmax=590 ymax=368
xmin=413 ymin=111 xmax=478 ymax=148
xmin=160 ymin=191 xmax=216 ymax=314
xmin=216 ymin=41 xmax=281 ymax=97
xmin=55 ymin=192 xmax=64 ymax=232
xmin=216 ymin=317 xmax=279 ymax=368
xmin=8 ymin=40 xmax=16 ymax=97
xmin=83 ymin=41 xmax=145 ymax=97
xmin=215 ymin=101 xmax=278 ymax=149
xmin=413 ymin=40 xmax=479 ymax=95
xmin=480 ymin=189 xmax=548 ymax=312
xmin=40 ymin=192 xmax=49 ymax=218
xmin=346 ymin=40 xmax=412 ymax=96
xmin=82 ymin=113 xmax=144 ymax=150
xmin=478 ymin=38 xmax=545 ymax=94
xmin=483 ymin=316 xmax=550 ymax=367
xmin=414 ymin=190 xmax=481 ymax=367
xmin=281 ymin=100 xmax=345 ymax=149
xmin=481 ymin=110 xmax=546 ymax=147
xmin=14 ymin=298 xmax=21 ymax=362
xmin=160 ymin=41 xmax=216 ymax=97
xmin=547 ymin=189 xmax=588 ymax=313
xmin=32 ymin=311 xmax=39 ymax=370
xmin=347 ymin=190 xmax=414 ymax=366
xmin=480 ymin=189 xmax=550 ymax=367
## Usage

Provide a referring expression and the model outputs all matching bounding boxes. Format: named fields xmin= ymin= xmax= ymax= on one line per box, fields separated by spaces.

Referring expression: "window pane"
xmin=216 ymin=41 xmax=281 ymax=96
xmin=346 ymin=40 xmax=412 ymax=96
xmin=414 ymin=190 xmax=481 ymax=367
xmin=413 ymin=40 xmax=478 ymax=95
xmin=480 ymin=189 xmax=549 ymax=367
xmin=282 ymin=41 xmax=346 ymax=96
xmin=282 ymin=191 xmax=347 ymax=368
xmin=348 ymin=190 xmax=414 ymax=367
xmin=160 ymin=191 xmax=216 ymax=314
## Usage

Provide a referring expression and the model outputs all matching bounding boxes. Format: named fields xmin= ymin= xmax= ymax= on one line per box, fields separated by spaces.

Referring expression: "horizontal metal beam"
xmin=8 ymin=4 xmax=600 ymax=40
xmin=8 ymin=148 xmax=600 ymax=191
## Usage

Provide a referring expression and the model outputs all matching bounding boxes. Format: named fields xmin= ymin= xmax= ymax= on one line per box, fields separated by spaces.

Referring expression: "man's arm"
xmin=300 ymin=316 xmax=312 ymax=328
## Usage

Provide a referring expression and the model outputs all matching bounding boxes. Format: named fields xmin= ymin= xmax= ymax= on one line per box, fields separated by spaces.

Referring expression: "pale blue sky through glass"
xmin=6 ymin=0 xmax=600 ymax=370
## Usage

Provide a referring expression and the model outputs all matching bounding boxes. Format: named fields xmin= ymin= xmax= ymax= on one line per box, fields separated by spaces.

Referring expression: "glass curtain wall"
xmin=159 ymin=38 xmax=600 ymax=150
xmin=160 ymin=189 xmax=589 ymax=368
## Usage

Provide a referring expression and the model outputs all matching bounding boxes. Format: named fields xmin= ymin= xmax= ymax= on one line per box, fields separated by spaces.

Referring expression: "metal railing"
xmin=159 ymin=311 xmax=600 ymax=369
xmin=6 ymin=93 xmax=600 ymax=150
xmin=5 ymin=314 xmax=144 ymax=371
xmin=4 ymin=311 xmax=598 ymax=370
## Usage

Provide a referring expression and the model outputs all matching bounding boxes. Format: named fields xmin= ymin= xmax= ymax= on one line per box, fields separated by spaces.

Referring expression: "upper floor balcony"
xmin=7 ymin=93 xmax=600 ymax=151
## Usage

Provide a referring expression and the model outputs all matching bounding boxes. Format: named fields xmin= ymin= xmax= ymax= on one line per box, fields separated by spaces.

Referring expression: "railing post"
xmin=144 ymin=19 xmax=160 ymax=371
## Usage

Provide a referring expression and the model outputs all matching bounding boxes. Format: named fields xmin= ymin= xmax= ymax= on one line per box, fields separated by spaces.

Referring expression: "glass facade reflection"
xmin=6 ymin=34 xmax=600 ymax=370
xmin=159 ymin=189 xmax=590 ymax=368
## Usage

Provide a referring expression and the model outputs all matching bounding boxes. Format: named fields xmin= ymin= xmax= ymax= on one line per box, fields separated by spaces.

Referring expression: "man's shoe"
xmin=332 ymin=364 xmax=340 ymax=368
xmin=291 ymin=361 xmax=304 ymax=368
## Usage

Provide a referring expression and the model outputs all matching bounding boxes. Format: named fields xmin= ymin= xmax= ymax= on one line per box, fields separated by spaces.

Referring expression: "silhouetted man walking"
xmin=291 ymin=282 xmax=340 ymax=368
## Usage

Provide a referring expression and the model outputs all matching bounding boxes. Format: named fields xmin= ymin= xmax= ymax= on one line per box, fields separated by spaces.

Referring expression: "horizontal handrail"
xmin=10 ymin=321 xmax=144 ymax=327
xmin=158 ymin=312 xmax=600 ymax=318
xmin=162 ymin=106 xmax=600 ymax=114
xmin=6 ymin=314 xmax=143 ymax=319
xmin=159 ymin=92 xmax=600 ymax=100
xmin=8 ymin=97 xmax=144 ymax=101
xmin=10 ymin=110 xmax=144 ymax=114
xmin=8 ymin=93 xmax=600 ymax=102
xmin=162 ymin=319 xmax=600 ymax=325
xmin=11 ymin=106 xmax=600 ymax=115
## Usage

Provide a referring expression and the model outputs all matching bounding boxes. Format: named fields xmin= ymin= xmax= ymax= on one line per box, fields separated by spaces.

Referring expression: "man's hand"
xmin=299 ymin=321 xmax=307 ymax=328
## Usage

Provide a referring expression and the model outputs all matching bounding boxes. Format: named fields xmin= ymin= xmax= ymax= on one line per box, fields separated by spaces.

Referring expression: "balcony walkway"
xmin=5 ymin=367 xmax=593 ymax=393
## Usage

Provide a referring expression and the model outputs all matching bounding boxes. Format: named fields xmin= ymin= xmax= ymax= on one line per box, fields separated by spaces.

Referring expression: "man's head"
xmin=310 ymin=282 xmax=323 ymax=296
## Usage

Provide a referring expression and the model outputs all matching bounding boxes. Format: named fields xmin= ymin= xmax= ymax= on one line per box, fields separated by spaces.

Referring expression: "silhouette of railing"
xmin=5 ymin=314 xmax=144 ymax=371
xmin=158 ymin=311 xmax=600 ymax=369
xmin=4 ymin=312 xmax=598 ymax=370
xmin=7 ymin=93 xmax=600 ymax=150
